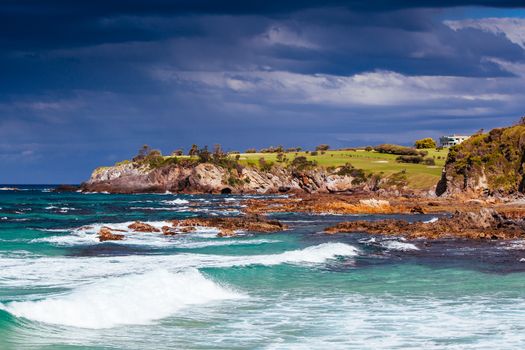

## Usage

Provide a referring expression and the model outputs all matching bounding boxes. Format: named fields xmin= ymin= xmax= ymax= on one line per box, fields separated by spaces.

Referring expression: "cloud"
xmin=155 ymin=68 xmax=520 ymax=111
xmin=1 ymin=2 xmax=525 ymax=182
xmin=446 ymin=17 xmax=525 ymax=48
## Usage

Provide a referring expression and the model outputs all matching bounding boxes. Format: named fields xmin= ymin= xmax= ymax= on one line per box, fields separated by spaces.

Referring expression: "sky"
xmin=1 ymin=1 xmax=525 ymax=183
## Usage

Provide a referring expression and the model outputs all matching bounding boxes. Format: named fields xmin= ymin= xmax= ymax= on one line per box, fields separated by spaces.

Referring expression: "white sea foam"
xmin=1 ymin=269 xmax=243 ymax=329
xmin=423 ymin=217 xmax=439 ymax=224
xmin=380 ymin=240 xmax=419 ymax=251
xmin=176 ymin=239 xmax=280 ymax=249
xmin=163 ymin=199 xmax=190 ymax=205
xmin=31 ymin=220 xmax=173 ymax=247
xmin=0 ymin=243 xmax=358 ymax=288
xmin=129 ymin=206 xmax=186 ymax=211
xmin=36 ymin=228 xmax=70 ymax=233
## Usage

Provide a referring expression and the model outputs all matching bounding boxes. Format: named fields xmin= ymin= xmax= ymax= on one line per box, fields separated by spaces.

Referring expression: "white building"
xmin=439 ymin=134 xmax=470 ymax=147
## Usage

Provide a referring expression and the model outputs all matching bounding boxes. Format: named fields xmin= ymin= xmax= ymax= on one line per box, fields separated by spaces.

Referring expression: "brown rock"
xmin=98 ymin=227 xmax=125 ymax=242
xmin=161 ymin=225 xmax=177 ymax=236
xmin=128 ymin=221 xmax=160 ymax=232
xmin=170 ymin=215 xmax=287 ymax=237
xmin=218 ymin=228 xmax=236 ymax=237
xmin=410 ymin=206 xmax=425 ymax=214
xmin=324 ymin=209 xmax=525 ymax=240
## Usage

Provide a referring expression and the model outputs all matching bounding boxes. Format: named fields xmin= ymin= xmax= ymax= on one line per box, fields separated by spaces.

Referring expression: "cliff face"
xmin=81 ymin=162 xmax=365 ymax=194
xmin=437 ymin=124 xmax=525 ymax=197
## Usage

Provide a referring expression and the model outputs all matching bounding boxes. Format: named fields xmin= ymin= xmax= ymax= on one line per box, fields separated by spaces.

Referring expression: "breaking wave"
xmin=0 ymin=269 xmax=243 ymax=329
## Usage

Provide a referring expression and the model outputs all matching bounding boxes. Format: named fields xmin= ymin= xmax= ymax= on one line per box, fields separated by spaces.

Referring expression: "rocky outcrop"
xmin=97 ymin=216 xmax=287 ymax=240
xmin=325 ymin=208 xmax=525 ymax=240
xmin=244 ymin=195 xmax=411 ymax=215
xmin=128 ymin=221 xmax=160 ymax=232
xmin=437 ymin=124 xmax=525 ymax=198
xmin=170 ymin=215 xmax=287 ymax=237
xmin=98 ymin=227 xmax=125 ymax=242
xmin=81 ymin=161 xmax=366 ymax=194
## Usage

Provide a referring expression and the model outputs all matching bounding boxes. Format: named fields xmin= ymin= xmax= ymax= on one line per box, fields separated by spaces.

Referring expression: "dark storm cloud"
xmin=0 ymin=0 xmax=524 ymax=50
xmin=1 ymin=1 xmax=525 ymax=183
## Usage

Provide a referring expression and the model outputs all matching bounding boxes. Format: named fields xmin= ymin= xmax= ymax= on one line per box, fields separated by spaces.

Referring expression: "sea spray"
xmin=2 ymin=269 xmax=244 ymax=329
xmin=0 ymin=243 xmax=359 ymax=288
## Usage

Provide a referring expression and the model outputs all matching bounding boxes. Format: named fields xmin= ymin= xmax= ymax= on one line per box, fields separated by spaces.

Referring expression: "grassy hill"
xmin=236 ymin=149 xmax=448 ymax=190
xmin=440 ymin=124 xmax=525 ymax=196
xmin=110 ymin=147 xmax=449 ymax=191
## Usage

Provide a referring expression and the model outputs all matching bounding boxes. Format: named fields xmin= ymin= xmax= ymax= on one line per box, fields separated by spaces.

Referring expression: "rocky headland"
xmin=83 ymin=120 xmax=525 ymax=241
xmin=81 ymin=161 xmax=379 ymax=195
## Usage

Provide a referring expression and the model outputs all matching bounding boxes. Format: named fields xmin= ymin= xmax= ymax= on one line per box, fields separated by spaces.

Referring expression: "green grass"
xmin=156 ymin=148 xmax=449 ymax=190
xmin=237 ymin=149 xmax=449 ymax=189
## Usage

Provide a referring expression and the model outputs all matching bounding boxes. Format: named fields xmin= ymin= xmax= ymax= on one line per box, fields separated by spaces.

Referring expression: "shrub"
xmin=258 ymin=158 xmax=274 ymax=172
xmin=423 ymin=157 xmax=436 ymax=165
xmin=396 ymin=155 xmax=423 ymax=164
xmin=414 ymin=138 xmax=437 ymax=149
xmin=315 ymin=144 xmax=330 ymax=151
xmin=260 ymin=145 xmax=284 ymax=153
xmin=197 ymin=146 xmax=211 ymax=163
xmin=188 ymin=144 xmax=199 ymax=156
xmin=245 ymin=148 xmax=257 ymax=153
xmin=290 ymin=156 xmax=317 ymax=171
xmin=336 ymin=163 xmax=367 ymax=184
xmin=310 ymin=151 xmax=319 ymax=156
xmin=375 ymin=144 xmax=425 ymax=156
xmin=365 ymin=146 xmax=373 ymax=152
xmin=171 ymin=149 xmax=184 ymax=156
xmin=384 ymin=170 xmax=409 ymax=189
xmin=132 ymin=145 xmax=167 ymax=168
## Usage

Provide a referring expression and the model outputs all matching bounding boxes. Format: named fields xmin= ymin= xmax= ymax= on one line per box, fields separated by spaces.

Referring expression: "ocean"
xmin=1 ymin=185 xmax=525 ymax=349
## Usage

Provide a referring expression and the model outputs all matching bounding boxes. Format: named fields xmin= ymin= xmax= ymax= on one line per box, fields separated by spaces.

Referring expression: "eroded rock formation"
xmin=80 ymin=161 xmax=378 ymax=194
xmin=325 ymin=208 xmax=525 ymax=240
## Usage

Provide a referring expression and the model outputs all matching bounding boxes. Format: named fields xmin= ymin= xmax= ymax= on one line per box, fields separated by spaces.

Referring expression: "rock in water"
xmin=128 ymin=221 xmax=160 ymax=232
xmin=98 ymin=227 xmax=125 ymax=242
xmin=325 ymin=208 xmax=525 ymax=240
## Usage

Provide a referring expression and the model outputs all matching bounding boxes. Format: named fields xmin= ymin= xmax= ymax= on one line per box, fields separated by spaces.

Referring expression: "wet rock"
xmin=325 ymin=209 xmax=525 ymax=240
xmin=217 ymin=228 xmax=236 ymax=237
xmin=53 ymin=184 xmax=80 ymax=192
xmin=410 ymin=206 xmax=425 ymax=214
xmin=128 ymin=221 xmax=160 ymax=232
xmin=98 ymin=227 xmax=125 ymax=242
xmin=171 ymin=215 xmax=287 ymax=237
xmin=161 ymin=225 xmax=177 ymax=236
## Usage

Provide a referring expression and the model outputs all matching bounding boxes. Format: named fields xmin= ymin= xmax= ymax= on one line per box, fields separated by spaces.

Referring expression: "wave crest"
xmin=1 ymin=269 xmax=243 ymax=329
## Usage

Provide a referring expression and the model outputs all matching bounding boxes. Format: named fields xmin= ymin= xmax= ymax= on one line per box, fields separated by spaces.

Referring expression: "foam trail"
xmin=0 ymin=243 xmax=359 ymax=288
xmin=1 ymin=269 xmax=243 ymax=329
xmin=381 ymin=240 xmax=419 ymax=251
xmin=423 ymin=217 xmax=439 ymax=224
xmin=163 ymin=199 xmax=190 ymax=205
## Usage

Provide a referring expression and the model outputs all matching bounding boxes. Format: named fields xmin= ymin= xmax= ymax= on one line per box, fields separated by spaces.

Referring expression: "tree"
xmin=171 ymin=149 xmax=183 ymax=156
xmin=315 ymin=144 xmax=330 ymax=151
xmin=212 ymin=144 xmax=225 ymax=162
xmin=414 ymin=138 xmax=436 ymax=149
xmin=188 ymin=144 xmax=199 ymax=156
xmin=197 ymin=146 xmax=211 ymax=163
xmin=245 ymin=148 xmax=257 ymax=153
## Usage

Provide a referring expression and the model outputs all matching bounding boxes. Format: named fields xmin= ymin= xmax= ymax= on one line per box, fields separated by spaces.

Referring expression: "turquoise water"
xmin=1 ymin=186 xmax=525 ymax=349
